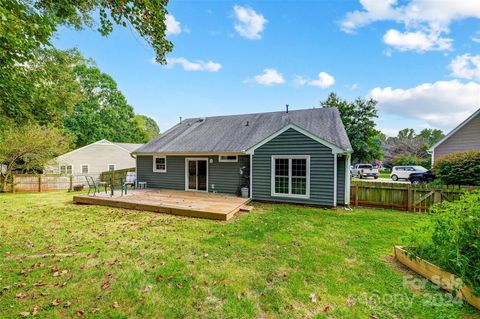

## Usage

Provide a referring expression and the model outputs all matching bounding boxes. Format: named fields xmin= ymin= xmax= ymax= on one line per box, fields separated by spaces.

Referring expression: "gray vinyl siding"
xmin=337 ymin=155 xmax=346 ymax=205
xmin=136 ymin=155 xmax=249 ymax=195
xmin=252 ymin=128 xmax=336 ymax=206
xmin=433 ymin=113 xmax=480 ymax=162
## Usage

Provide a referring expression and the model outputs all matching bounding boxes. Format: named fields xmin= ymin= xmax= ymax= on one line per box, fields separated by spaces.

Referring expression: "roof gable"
xmin=57 ymin=140 xmax=142 ymax=159
xmin=429 ymin=108 xmax=480 ymax=151
xmin=135 ymin=108 xmax=352 ymax=154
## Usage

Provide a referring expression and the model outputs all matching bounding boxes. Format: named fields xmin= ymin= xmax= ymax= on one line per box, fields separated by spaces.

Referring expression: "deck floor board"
xmin=73 ymin=189 xmax=251 ymax=220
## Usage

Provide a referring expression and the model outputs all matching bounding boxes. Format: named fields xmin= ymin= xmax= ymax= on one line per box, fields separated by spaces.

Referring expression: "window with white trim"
xmin=218 ymin=155 xmax=238 ymax=162
xmin=153 ymin=156 xmax=167 ymax=172
xmin=271 ymin=156 xmax=309 ymax=198
xmin=81 ymin=164 xmax=89 ymax=174
xmin=60 ymin=165 xmax=73 ymax=175
xmin=108 ymin=164 xmax=116 ymax=172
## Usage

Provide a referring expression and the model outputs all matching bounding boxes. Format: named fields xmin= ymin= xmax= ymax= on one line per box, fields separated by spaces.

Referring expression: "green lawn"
xmin=0 ymin=192 xmax=478 ymax=319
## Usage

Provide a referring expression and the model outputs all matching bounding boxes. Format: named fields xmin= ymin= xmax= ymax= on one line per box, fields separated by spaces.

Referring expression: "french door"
xmin=185 ymin=159 xmax=208 ymax=191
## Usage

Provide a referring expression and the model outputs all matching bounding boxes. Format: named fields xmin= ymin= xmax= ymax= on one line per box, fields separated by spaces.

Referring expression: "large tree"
xmin=135 ymin=114 xmax=160 ymax=141
xmin=0 ymin=124 xmax=70 ymax=192
xmin=64 ymin=61 xmax=147 ymax=146
xmin=321 ymin=93 xmax=383 ymax=162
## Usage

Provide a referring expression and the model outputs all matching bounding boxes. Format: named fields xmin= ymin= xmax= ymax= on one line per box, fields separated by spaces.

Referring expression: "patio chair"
xmin=85 ymin=176 xmax=107 ymax=196
xmin=122 ymin=172 xmax=137 ymax=195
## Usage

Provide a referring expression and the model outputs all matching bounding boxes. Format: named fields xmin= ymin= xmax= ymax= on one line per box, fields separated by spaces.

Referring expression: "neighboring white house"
xmin=46 ymin=139 xmax=142 ymax=178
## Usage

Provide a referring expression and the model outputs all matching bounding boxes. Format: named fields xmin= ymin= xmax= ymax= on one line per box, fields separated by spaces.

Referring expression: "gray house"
xmin=429 ymin=108 xmax=480 ymax=163
xmin=46 ymin=139 xmax=143 ymax=178
xmin=133 ymin=108 xmax=353 ymax=207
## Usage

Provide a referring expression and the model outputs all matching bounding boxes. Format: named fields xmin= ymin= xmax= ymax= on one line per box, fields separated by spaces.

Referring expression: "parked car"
xmin=351 ymin=164 xmax=379 ymax=179
xmin=409 ymin=171 xmax=435 ymax=186
xmin=390 ymin=166 xmax=428 ymax=181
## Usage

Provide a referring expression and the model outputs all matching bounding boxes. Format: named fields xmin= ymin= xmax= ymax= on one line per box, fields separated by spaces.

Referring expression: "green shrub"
xmin=407 ymin=191 xmax=480 ymax=295
xmin=392 ymin=154 xmax=431 ymax=169
xmin=433 ymin=150 xmax=480 ymax=186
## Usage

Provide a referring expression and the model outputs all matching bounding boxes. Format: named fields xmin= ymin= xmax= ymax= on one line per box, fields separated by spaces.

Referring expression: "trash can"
xmin=241 ymin=187 xmax=249 ymax=198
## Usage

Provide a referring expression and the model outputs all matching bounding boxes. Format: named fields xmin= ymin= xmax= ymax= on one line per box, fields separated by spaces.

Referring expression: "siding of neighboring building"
xmin=47 ymin=141 xmax=136 ymax=176
xmin=251 ymin=128 xmax=337 ymax=206
xmin=337 ymin=155 xmax=346 ymax=205
xmin=433 ymin=113 xmax=480 ymax=162
xmin=136 ymin=155 xmax=249 ymax=195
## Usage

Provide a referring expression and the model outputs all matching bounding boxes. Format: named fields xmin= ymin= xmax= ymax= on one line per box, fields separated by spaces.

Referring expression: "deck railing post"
xmin=407 ymin=185 xmax=412 ymax=211
xmin=38 ymin=175 xmax=42 ymax=192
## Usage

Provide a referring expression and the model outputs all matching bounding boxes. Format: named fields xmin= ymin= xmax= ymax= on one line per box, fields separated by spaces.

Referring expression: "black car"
xmin=408 ymin=170 xmax=435 ymax=186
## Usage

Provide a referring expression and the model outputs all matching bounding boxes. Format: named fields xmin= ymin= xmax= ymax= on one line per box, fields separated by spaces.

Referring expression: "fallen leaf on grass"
xmin=51 ymin=299 xmax=61 ymax=306
xmin=176 ymin=283 xmax=183 ymax=289
xmin=156 ymin=275 xmax=163 ymax=281
xmin=323 ymin=305 xmax=331 ymax=313
xmin=32 ymin=282 xmax=46 ymax=287
xmin=112 ymin=302 xmax=119 ymax=308
xmin=76 ymin=311 xmax=84 ymax=317
xmin=101 ymin=281 xmax=110 ymax=290
xmin=143 ymin=285 xmax=152 ymax=293
xmin=16 ymin=293 xmax=27 ymax=299
xmin=90 ymin=308 xmax=99 ymax=313
xmin=309 ymin=293 xmax=317 ymax=303
xmin=19 ymin=311 xmax=30 ymax=317
xmin=32 ymin=307 xmax=39 ymax=316
xmin=64 ymin=301 xmax=71 ymax=307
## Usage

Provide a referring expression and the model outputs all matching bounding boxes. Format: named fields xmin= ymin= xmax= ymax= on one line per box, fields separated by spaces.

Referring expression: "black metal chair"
xmin=85 ymin=176 xmax=107 ymax=196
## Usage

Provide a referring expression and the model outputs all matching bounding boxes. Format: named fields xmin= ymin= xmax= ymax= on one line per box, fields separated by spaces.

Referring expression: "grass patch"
xmin=0 ymin=192 xmax=478 ymax=318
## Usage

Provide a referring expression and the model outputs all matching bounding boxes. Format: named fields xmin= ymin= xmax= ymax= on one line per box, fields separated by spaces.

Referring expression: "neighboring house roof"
xmin=57 ymin=139 xmax=144 ymax=159
xmin=113 ymin=142 xmax=144 ymax=153
xmin=429 ymin=108 xmax=480 ymax=152
xmin=134 ymin=108 xmax=352 ymax=154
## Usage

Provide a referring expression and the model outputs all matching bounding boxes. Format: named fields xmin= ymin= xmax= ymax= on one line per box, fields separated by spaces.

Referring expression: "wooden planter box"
xmin=394 ymin=245 xmax=480 ymax=310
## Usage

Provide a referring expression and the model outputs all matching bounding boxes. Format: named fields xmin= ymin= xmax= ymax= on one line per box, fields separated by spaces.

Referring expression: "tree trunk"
xmin=1 ymin=173 xmax=9 ymax=192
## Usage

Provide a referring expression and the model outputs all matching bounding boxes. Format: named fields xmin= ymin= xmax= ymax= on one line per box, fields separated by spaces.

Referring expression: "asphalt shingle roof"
xmin=134 ymin=108 xmax=352 ymax=154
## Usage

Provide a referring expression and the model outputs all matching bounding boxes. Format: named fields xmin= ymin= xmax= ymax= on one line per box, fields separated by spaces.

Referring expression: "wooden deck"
xmin=73 ymin=189 xmax=252 ymax=221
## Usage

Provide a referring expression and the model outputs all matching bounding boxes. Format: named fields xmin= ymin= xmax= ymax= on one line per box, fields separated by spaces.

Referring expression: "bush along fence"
xmin=350 ymin=181 xmax=479 ymax=212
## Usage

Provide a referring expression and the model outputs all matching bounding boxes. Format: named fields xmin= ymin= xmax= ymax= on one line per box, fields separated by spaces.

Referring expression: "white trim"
xmin=81 ymin=164 xmax=89 ymax=174
xmin=184 ymin=158 xmax=209 ymax=192
xmin=333 ymin=154 xmax=337 ymax=206
xmin=429 ymin=108 xmax=480 ymax=152
xmin=107 ymin=163 xmax=116 ymax=172
xmin=153 ymin=156 xmax=167 ymax=173
xmin=345 ymin=154 xmax=351 ymax=205
xmin=246 ymin=124 xmax=351 ymax=155
xmin=134 ymin=152 xmax=244 ymax=156
xmin=270 ymin=155 xmax=310 ymax=199
xmin=218 ymin=155 xmax=238 ymax=162
xmin=249 ymin=154 xmax=253 ymax=199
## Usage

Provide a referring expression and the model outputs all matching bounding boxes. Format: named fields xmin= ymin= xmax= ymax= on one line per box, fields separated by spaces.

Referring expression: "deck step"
xmin=239 ymin=205 xmax=254 ymax=212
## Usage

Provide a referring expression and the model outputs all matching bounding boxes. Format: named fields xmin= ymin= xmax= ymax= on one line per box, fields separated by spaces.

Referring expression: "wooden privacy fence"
xmin=6 ymin=174 xmax=97 ymax=193
xmin=351 ymin=181 xmax=479 ymax=212
xmin=100 ymin=167 xmax=135 ymax=187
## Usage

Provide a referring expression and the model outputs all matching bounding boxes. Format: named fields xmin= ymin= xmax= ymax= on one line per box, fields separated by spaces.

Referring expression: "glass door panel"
xmin=188 ymin=160 xmax=197 ymax=190
xmin=197 ymin=160 xmax=207 ymax=191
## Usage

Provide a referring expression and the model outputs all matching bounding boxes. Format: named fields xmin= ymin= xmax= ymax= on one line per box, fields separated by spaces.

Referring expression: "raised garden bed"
xmin=394 ymin=245 xmax=480 ymax=310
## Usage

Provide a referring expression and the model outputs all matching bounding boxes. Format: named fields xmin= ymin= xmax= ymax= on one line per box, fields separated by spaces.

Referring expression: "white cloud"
xmin=473 ymin=37 xmax=480 ymax=44
xmin=450 ymin=54 xmax=480 ymax=81
xmin=165 ymin=14 xmax=182 ymax=35
xmin=369 ymin=80 xmax=480 ymax=130
xmin=233 ymin=5 xmax=267 ymax=40
xmin=295 ymin=72 xmax=335 ymax=89
xmin=378 ymin=127 xmax=399 ymax=137
xmin=383 ymin=29 xmax=452 ymax=52
xmin=253 ymin=69 xmax=284 ymax=86
xmin=341 ymin=0 xmax=480 ymax=52
xmin=164 ymin=57 xmax=221 ymax=72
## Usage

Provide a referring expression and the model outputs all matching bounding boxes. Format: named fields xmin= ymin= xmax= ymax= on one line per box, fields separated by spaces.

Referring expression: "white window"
xmin=108 ymin=164 xmax=116 ymax=172
xmin=81 ymin=164 xmax=89 ymax=174
xmin=60 ymin=165 xmax=73 ymax=175
xmin=271 ymin=156 xmax=310 ymax=198
xmin=218 ymin=155 xmax=238 ymax=162
xmin=153 ymin=156 xmax=167 ymax=172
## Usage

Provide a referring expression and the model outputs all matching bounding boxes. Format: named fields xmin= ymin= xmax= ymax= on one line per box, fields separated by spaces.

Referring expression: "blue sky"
xmin=54 ymin=0 xmax=480 ymax=136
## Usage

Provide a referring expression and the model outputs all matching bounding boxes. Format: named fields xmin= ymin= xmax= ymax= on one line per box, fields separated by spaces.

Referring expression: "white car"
xmin=390 ymin=166 xmax=428 ymax=181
